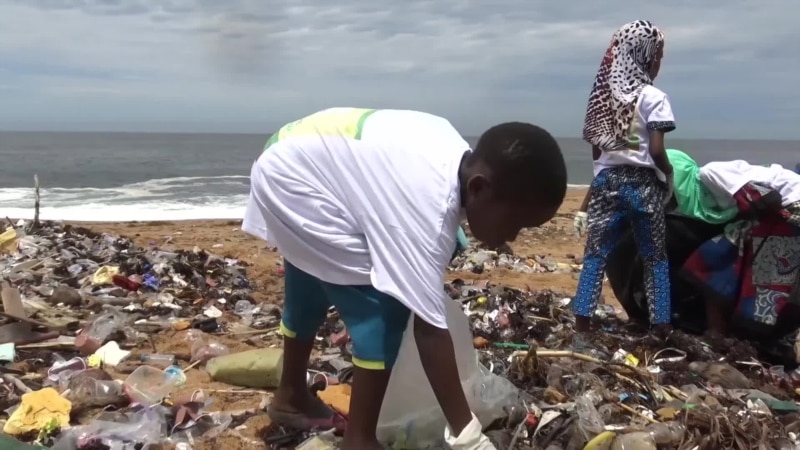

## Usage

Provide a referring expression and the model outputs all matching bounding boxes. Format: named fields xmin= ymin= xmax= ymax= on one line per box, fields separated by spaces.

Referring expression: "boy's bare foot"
xmin=268 ymin=389 xmax=346 ymax=432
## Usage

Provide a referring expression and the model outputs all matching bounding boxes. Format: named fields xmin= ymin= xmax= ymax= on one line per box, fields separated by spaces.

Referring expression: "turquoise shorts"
xmin=280 ymin=261 xmax=411 ymax=370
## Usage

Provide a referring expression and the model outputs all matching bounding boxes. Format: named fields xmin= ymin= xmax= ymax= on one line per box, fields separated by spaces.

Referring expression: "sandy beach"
xmin=3 ymin=188 xmax=613 ymax=449
xmin=81 ymin=188 xmax=600 ymax=306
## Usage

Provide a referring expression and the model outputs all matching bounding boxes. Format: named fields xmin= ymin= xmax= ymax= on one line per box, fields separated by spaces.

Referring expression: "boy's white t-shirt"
xmin=242 ymin=108 xmax=469 ymax=329
xmin=699 ymin=160 xmax=800 ymax=207
xmin=593 ymin=85 xmax=676 ymax=181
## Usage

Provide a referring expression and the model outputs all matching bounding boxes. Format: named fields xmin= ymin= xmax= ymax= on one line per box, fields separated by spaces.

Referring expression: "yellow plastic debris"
xmin=92 ymin=266 xmax=120 ymax=286
xmin=0 ymin=228 xmax=17 ymax=254
xmin=87 ymin=354 xmax=102 ymax=368
xmin=624 ymin=353 xmax=640 ymax=367
xmin=584 ymin=430 xmax=616 ymax=450
xmin=3 ymin=387 xmax=71 ymax=436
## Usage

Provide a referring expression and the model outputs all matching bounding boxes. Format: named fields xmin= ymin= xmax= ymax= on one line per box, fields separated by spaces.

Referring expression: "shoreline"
xmin=6 ymin=188 xmax=589 ymax=224
xmin=6 ymin=188 xmax=609 ymax=309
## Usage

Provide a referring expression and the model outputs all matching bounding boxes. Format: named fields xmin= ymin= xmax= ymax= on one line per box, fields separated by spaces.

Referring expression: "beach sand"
xmin=82 ymin=189 xmax=605 ymax=307
xmin=72 ymin=188 xmax=618 ymax=449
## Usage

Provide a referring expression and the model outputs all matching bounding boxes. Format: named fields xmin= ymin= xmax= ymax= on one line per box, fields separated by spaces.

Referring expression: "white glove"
xmin=444 ymin=414 xmax=497 ymax=450
xmin=574 ymin=212 xmax=588 ymax=237
xmin=664 ymin=173 xmax=675 ymax=206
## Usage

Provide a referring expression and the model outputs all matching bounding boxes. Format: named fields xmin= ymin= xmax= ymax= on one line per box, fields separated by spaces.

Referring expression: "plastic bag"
xmin=575 ymin=394 xmax=605 ymax=441
xmin=444 ymin=413 xmax=497 ymax=450
xmin=376 ymin=300 xmax=522 ymax=449
xmin=51 ymin=407 xmax=165 ymax=450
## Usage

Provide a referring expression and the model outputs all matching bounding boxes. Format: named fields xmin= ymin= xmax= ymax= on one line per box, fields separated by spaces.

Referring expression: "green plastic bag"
xmin=206 ymin=348 xmax=284 ymax=388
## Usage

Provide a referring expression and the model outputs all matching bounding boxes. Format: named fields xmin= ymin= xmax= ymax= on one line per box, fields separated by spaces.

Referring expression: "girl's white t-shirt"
xmin=699 ymin=160 xmax=800 ymax=207
xmin=593 ymin=85 xmax=676 ymax=181
xmin=242 ymin=108 xmax=469 ymax=329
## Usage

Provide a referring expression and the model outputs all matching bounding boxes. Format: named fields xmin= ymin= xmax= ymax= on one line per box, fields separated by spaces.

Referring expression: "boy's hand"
xmin=414 ymin=316 xmax=473 ymax=438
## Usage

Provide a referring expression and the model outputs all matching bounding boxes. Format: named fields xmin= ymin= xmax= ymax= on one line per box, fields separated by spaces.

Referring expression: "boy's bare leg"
xmin=272 ymin=335 xmax=333 ymax=417
xmin=341 ymin=367 xmax=391 ymax=450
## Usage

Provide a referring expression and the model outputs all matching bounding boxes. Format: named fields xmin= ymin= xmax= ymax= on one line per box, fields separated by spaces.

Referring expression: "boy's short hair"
xmin=470 ymin=122 xmax=567 ymax=209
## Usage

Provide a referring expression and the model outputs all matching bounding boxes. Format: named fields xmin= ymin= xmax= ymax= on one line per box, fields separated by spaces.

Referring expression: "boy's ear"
xmin=466 ymin=174 xmax=492 ymax=200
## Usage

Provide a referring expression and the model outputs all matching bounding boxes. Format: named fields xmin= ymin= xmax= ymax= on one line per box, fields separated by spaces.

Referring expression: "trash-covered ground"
xmin=450 ymin=279 xmax=800 ymax=449
xmin=2 ymin=219 xmax=799 ymax=449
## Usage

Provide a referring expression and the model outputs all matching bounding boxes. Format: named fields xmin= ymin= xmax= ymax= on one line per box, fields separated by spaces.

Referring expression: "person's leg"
xmin=624 ymin=169 xmax=671 ymax=327
xmin=270 ymin=261 xmax=339 ymax=425
xmin=324 ymin=283 xmax=411 ymax=449
xmin=573 ymin=170 xmax=628 ymax=330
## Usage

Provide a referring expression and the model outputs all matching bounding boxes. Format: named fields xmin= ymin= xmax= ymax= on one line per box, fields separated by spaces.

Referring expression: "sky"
xmin=0 ymin=0 xmax=797 ymax=139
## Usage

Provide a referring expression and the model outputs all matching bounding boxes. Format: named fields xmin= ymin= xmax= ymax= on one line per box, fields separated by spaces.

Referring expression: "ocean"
xmin=0 ymin=131 xmax=798 ymax=222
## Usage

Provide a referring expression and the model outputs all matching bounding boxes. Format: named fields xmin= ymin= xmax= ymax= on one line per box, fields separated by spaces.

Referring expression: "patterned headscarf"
xmin=582 ymin=20 xmax=665 ymax=150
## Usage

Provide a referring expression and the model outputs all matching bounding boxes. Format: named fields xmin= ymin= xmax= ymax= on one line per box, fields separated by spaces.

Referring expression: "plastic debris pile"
xmin=451 ymin=278 xmax=800 ymax=450
xmin=450 ymin=247 xmax=582 ymax=274
xmin=3 ymin=221 xmax=800 ymax=449
xmin=0 ymin=221 xmax=285 ymax=449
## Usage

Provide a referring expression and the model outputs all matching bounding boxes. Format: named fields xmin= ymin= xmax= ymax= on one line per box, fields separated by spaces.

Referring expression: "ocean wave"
xmin=0 ymin=175 xmax=590 ymax=222
xmin=0 ymin=175 xmax=250 ymax=221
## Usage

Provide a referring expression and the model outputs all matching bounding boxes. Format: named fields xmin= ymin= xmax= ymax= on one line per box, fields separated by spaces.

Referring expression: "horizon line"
xmin=1 ymin=129 xmax=798 ymax=143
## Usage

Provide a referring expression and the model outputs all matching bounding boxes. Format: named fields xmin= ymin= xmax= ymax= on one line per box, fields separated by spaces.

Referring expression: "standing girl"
xmin=572 ymin=20 xmax=675 ymax=334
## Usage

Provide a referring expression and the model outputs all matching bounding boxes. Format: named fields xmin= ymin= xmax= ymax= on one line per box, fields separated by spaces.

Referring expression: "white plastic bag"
xmin=376 ymin=300 xmax=521 ymax=449
xmin=444 ymin=414 xmax=497 ymax=450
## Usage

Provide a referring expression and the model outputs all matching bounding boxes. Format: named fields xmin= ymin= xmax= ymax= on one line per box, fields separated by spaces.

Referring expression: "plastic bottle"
xmin=643 ymin=421 xmax=685 ymax=445
xmin=611 ymin=432 xmax=656 ymax=450
xmin=139 ymin=354 xmax=176 ymax=368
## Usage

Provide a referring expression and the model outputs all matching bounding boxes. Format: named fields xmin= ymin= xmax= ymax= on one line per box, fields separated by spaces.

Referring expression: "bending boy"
xmin=243 ymin=107 xmax=567 ymax=449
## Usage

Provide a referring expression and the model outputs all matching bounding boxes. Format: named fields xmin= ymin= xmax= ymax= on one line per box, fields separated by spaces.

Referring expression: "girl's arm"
xmin=579 ymin=187 xmax=591 ymax=213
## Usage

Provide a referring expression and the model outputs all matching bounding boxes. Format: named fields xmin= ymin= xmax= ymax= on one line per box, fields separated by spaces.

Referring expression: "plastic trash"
xmin=123 ymin=365 xmax=181 ymax=406
xmin=610 ymin=432 xmax=657 ymax=450
xmin=140 ymin=353 xmax=176 ymax=368
xmin=376 ymin=299 xmax=522 ymax=449
xmin=444 ymin=413 xmax=497 ymax=450
xmin=75 ymin=310 xmax=128 ymax=355
xmin=191 ymin=340 xmax=230 ymax=364
xmin=66 ymin=376 xmax=124 ymax=408
xmin=51 ymin=407 xmax=165 ymax=450
xmin=164 ymin=365 xmax=187 ymax=386
xmin=643 ymin=421 xmax=685 ymax=445
xmin=575 ymin=395 xmax=605 ymax=436
xmin=688 ymin=361 xmax=751 ymax=389
xmin=47 ymin=356 xmax=87 ymax=384
xmin=234 ymin=299 xmax=255 ymax=316
xmin=206 ymin=348 xmax=284 ymax=388
xmin=297 ymin=433 xmax=338 ymax=450
xmin=93 ymin=341 xmax=131 ymax=367
xmin=3 ymin=388 xmax=72 ymax=436
xmin=92 ymin=266 xmax=120 ymax=286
